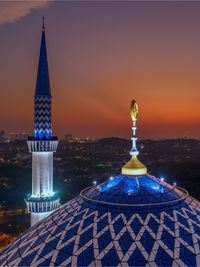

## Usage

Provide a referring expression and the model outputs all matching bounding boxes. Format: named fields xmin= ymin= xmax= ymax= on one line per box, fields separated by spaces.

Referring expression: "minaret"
xmin=25 ymin=19 xmax=60 ymax=227
xmin=121 ymin=100 xmax=147 ymax=175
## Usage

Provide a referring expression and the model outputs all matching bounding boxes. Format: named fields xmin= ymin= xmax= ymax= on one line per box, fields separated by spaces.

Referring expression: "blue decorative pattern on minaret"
xmin=34 ymin=22 xmax=52 ymax=140
xmin=34 ymin=96 xmax=52 ymax=139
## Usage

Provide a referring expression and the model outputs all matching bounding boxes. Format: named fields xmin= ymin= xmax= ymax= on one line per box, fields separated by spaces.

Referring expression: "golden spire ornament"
xmin=121 ymin=100 xmax=147 ymax=175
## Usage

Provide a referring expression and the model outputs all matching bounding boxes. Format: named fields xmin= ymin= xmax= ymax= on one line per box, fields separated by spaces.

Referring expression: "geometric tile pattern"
xmin=1 ymin=175 xmax=200 ymax=266
xmin=34 ymin=96 xmax=52 ymax=139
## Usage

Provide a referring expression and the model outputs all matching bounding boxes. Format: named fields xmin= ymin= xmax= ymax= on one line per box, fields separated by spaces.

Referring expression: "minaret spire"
xmin=35 ymin=17 xmax=50 ymax=96
xmin=42 ymin=16 xmax=45 ymax=30
xmin=121 ymin=100 xmax=147 ymax=175
xmin=25 ymin=21 xmax=60 ymax=227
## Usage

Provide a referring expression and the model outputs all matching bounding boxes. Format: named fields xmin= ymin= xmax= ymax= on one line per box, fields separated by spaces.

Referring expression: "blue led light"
xmin=101 ymin=175 xmax=164 ymax=194
xmin=101 ymin=176 xmax=122 ymax=191
xmin=90 ymin=173 xmax=181 ymax=205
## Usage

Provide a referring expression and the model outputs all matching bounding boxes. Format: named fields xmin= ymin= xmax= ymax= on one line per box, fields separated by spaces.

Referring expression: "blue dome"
xmin=0 ymin=174 xmax=200 ymax=266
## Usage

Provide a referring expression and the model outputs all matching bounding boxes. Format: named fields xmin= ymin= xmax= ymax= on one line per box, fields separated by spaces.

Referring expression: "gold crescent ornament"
xmin=130 ymin=100 xmax=138 ymax=121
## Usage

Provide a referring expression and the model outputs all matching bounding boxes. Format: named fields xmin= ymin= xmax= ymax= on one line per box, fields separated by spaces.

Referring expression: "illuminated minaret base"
xmin=25 ymin=20 xmax=60 ymax=226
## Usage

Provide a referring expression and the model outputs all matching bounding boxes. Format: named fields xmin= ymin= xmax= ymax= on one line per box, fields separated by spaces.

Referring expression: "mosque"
xmin=0 ymin=22 xmax=200 ymax=266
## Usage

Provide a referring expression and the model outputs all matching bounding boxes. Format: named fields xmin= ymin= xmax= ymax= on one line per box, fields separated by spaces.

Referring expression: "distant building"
xmin=9 ymin=132 xmax=29 ymax=141
xmin=74 ymin=137 xmax=95 ymax=143
xmin=20 ymin=133 xmax=28 ymax=140
xmin=10 ymin=132 xmax=15 ymax=141
xmin=0 ymin=130 xmax=5 ymax=142
xmin=63 ymin=134 xmax=94 ymax=143
xmin=64 ymin=134 xmax=73 ymax=142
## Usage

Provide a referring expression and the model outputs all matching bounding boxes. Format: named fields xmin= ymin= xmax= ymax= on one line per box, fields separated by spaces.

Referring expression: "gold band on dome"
xmin=121 ymin=100 xmax=147 ymax=176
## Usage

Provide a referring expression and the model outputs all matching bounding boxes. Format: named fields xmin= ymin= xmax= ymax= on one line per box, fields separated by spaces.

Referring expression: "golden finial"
xmin=130 ymin=100 xmax=138 ymax=121
xmin=121 ymin=100 xmax=147 ymax=175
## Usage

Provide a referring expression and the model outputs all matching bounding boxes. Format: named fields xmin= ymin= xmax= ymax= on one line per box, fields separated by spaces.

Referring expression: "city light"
xmin=161 ymin=177 xmax=164 ymax=182
xmin=97 ymin=185 xmax=101 ymax=191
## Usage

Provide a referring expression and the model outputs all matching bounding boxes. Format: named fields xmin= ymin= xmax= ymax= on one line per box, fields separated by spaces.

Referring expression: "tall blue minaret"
xmin=25 ymin=19 xmax=60 ymax=226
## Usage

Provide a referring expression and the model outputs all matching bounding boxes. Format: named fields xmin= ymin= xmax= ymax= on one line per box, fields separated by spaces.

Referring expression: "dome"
xmin=0 ymin=100 xmax=200 ymax=266
xmin=0 ymin=174 xmax=200 ymax=266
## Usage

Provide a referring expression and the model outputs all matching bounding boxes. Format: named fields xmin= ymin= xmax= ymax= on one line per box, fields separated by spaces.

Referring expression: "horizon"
xmin=2 ymin=133 xmax=200 ymax=142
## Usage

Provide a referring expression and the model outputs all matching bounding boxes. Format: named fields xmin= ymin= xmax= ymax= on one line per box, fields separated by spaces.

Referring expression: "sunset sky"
xmin=0 ymin=1 xmax=200 ymax=139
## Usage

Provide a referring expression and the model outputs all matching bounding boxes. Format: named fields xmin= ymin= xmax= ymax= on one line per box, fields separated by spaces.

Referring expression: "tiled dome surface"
xmin=0 ymin=174 xmax=200 ymax=266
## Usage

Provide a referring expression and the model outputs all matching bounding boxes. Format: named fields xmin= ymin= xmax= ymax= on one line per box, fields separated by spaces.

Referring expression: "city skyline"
xmin=0 ymin=1 xmax=200 ymax=139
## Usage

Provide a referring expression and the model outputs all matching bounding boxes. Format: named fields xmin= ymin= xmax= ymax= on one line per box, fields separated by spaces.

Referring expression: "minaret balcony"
xmin=27 ymin=137 xmax=58 ymax=152
xmin=25 ymin=193 xmax=60 ymax=213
